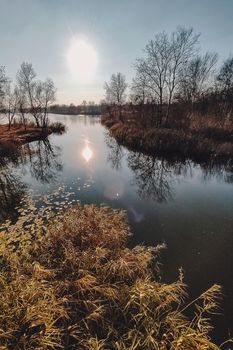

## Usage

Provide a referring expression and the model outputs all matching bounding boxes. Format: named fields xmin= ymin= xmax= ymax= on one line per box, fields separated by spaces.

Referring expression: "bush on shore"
xmin=0 ymin=203 xmax=224 ymax=349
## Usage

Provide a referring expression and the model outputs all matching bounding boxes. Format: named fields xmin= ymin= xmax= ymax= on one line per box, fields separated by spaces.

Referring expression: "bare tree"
xmin=131 ymin=71 xmax=152 ymax=105
xmin=130 ymin=71 xmax=155 ymax=125
xmin=3 ymin=82 xmax=20 ymax=130
xmin=42 ymin=78 xmax=56 ymax=128
xmin=134 ymin=27 xmax=199 ymax=126
xmin=0 ymin=66 xmax=7 ymax=109
xmin=134 ymin=31 xmax=171 ymax=125
xmin=216 ymin=56 xmax=233 ymax=117
xmin=16 ymin=62 xmax=40 ymax=126
xmin=17 ymin=62 xmax=56 ymax=129
xmin=34 ymin=79 xmax=56 ymax=129
xmin=217 ymin=56 xmax=233 ymax=100
xmin=179 ymin=52 xmax=218 ymax=104
xmin=165 ymin=27 xmax=200 ymax=123
xmin=15 ymin=85 xmax=28 ymax=130
xmin=104 ymin=72 xmax=127 ymax=105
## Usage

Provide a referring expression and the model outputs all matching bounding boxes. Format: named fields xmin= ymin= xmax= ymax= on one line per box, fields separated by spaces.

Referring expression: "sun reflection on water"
xmin=82 ymin=140 xmax=93 ymax=163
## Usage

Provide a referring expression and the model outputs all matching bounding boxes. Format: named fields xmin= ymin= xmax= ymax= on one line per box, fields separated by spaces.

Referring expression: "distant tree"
xmin=87 ymin=101 xmax=96 ymax=114
xmin=104 ymin=72 xmax=127 ymax=105
xmin=99 ymin=99 xmax=108 ymax=114
xmin=82 ymin=100 xmax=87 ymax=114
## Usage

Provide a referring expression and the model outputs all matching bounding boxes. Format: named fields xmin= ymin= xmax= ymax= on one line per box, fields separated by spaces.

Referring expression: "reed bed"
xmin=101 ymin=115 xmax=233 ymax=161
xmin=0 ymin=202 xmax=227 ymax=349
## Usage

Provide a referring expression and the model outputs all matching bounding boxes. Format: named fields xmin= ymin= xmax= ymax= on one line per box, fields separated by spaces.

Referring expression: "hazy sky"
xmin=1 ymin=0 xmax=233 ymax=104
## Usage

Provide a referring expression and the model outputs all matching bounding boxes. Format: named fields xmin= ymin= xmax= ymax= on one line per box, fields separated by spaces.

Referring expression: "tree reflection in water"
xmin=105 ymin=133 xmax=124 ymax=171
xmin=0 ymin=144 xmax=26 ymax=222
xmin=105 ymin=133 xmax=233 ymax=203
xmin=128 ymin=153 xmax=181 ymax=202
xmin=21 ymin=139 xmax=62 ymax=183
xmin=0 ymin=139 xmax=62 ymax=222
xmin=199 ymin=160 xmax=233 ymax=184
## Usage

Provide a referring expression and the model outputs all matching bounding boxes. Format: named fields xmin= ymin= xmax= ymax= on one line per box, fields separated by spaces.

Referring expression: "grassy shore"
xmin=0 ymin=124 xmax=52 ymax=144
xmin=102 ymin=114 xmax=233 ymax=162
xmin=0 ymin=122 xmax=65 ymax=146
xmin=0 ymin=202 xmax=224 ymax=349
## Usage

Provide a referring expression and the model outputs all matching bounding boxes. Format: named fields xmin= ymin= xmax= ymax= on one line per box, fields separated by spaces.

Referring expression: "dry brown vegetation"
xmin=0 ymin=123 xmax=51 ymax=144
xmin=0 ymin=121 xmax=65 ymax=147
xmin=0 ymin=202 xmax=227 ymax=349
xmin=102 ymin=114 xmax=233 ymax=161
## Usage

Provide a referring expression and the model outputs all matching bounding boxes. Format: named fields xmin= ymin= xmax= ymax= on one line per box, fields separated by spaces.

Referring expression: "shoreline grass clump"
xmin=0 ymin=203 xmax=225 ymax=349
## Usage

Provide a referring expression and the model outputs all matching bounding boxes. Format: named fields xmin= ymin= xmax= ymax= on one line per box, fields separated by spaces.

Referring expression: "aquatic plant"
xmin=0 ymin=201 xmax=228 ymax=349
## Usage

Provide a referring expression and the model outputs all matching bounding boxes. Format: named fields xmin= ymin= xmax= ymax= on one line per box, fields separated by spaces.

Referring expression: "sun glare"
xmin=82 ymin=140 xmax=93 ymax=163
xmin=67 ymin=38 xmax=98 ymax=81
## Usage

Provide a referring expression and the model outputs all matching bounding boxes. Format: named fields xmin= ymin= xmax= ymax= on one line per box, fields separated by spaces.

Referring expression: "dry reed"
xmin=0 ymin=202 xmax=227 ymax=349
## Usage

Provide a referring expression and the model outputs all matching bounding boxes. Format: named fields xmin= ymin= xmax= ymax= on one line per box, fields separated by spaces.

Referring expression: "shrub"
xmin=50 ymin=121 xmax=66 ymax=134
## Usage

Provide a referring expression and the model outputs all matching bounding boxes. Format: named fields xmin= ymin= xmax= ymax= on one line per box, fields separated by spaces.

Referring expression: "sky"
xmin=0 ymin=0 xmax=233 ymax=104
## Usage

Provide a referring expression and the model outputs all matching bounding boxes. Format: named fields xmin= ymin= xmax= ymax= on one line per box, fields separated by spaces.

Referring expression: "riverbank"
xmin=0 ymin=121 xmax=65 ymax=146
xmin=0 ymin=124 xmax=52 ymax=145
xmin=102 ymin=115 xmax=233 ymax=162
xmin=0 ymin=201 xmax=223 ymax=349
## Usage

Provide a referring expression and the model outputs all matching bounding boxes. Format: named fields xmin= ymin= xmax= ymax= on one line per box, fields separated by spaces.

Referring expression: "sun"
xmin=67 ymin=38 xmax=98 ymax=81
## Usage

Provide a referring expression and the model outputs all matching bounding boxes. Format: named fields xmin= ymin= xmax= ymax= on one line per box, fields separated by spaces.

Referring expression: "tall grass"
xmin=0 ymin=202 xmax=228 ymax=349
xmin=101 ymin=115 xmax=233 ymax=161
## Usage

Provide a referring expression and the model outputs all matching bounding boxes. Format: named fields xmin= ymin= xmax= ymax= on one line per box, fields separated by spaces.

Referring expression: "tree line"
xmin=49 ymin=101 xmax=103 ymax=115
xmin=0 ymin=63 xmax=56 ymax=130
xmin=104 ymin=26 xmax=233 ymax=127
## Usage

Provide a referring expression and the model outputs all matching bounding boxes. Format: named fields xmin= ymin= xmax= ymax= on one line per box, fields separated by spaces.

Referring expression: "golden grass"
xmin=0 ymin=202 xmax=227 ymax=349
xmin=0 ymin=124 xmax=46 ymax=144
xmin=0 ymin=121 xmax=65 ymax=146
xmin=101 ymin=115 xmax=233 ymax=160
